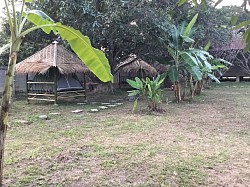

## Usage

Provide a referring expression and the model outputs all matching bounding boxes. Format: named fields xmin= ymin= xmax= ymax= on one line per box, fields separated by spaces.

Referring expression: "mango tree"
xmin=0 ymin=0 xmax=113 ymax=185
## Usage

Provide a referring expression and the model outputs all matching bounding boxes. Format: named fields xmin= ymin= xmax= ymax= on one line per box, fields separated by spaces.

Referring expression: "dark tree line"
xmin=0 ymin=0 xmax=237 ymax=71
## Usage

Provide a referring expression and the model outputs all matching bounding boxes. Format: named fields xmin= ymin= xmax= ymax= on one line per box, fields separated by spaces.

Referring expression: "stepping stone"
xmin=99 ymin=106 xmax=108 ymax=110
xmin=90 ymin=109 xmax=99 ymax=112
xmin=107 ymin=104 xmax=117 ymax=107
xmin=49 ymin=112 xmax=61 ymax=115
xmin=91 ymin=102 xmax=98 ymax=105
xmin=72 ymin=109 xmax=83 ymax=113
xmin=77 ymin=103 xmax=87 ymax=105
xmin=115 ymin=103 xmax=123 ymax=106
xmin=101 ymin=103 xmax=111 ymax=105
xmin=109 ymin=100 xmax=117 ymax=103
xmin=116 ymin=99 xmax=124 ymax=101
xmin=16 ymin=120 xmax=31 ymax=124
xmin=39 ymin=115 xmax=49 ymax=120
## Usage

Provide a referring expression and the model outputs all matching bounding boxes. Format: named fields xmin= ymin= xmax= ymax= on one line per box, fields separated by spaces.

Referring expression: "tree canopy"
xmin=0 ymin=0 xmax=244 ymax=68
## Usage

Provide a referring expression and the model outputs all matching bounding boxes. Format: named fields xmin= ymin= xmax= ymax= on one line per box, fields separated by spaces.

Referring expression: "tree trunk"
xmin=189 ymin=76 xmax=194 ymax=97
xmin=174 ymin=82 xmax=181 ymax=103
xmin=0 ymin=50 xmax=18 ymax=185
xmin=182 ymin=78 xmax=188 ymax=100
xmin=191 ymin=81 xmax=198 ymax=98
xmin=206 ymin=77 xmax=212 ymax=88
xmin=196 ymin=80 xmax=203 ymax=95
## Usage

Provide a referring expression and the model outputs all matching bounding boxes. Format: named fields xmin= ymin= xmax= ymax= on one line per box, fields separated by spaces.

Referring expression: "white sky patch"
xmin=217 ymin=0 xmax=243 ymax=8
xmin=130 ymin=21 xmax=137 ymax=26
xmin=0 ymin=2 xmax=22 ymax=20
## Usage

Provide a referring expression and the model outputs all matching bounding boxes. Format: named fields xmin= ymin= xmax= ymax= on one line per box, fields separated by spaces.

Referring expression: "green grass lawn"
xmin=4 ymin=82 xmax=250 ymax=186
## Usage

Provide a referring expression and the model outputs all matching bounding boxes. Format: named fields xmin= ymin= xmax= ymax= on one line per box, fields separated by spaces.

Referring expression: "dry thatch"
xmin=114 ymin=55 xmax=158 ymax=76
xmin=16 ymin=42 xmax=89 ymax=75
xmin=212 ymin=31 xmax=245 ymax=51
xmin=152 ymin=61 xmax=170 ymax=74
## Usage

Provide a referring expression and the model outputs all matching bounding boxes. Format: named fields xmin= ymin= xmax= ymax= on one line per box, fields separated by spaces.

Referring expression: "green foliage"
xmin=183 ymin=13 xmax=198 ymax=37
xmin=189 ymin=3 xmax=233 ymax=49
xmin=24 ymin=10 xmax=55 ymax=34
xmin=168 ymin=66 xmax=179 ymax=82
xmin=22 ymin=9 xmax=113 ymax=82
xmin=163 ymin=14 xmax=207 ymax=83
xmin=158 ymin=11 xmax=230 ymax=100
xmin=24 ymin=0 xmax=173 ymax=72
xmin=204 ymin=41 xmax=211 ymax=51
xmin=127 ymin=73 xmax=167 ymax=112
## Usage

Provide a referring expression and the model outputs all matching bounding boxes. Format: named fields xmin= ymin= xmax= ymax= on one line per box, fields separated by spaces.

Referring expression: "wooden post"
xmin=138 ymin=69 xmax=141 ymax=79
xmin=236 ymin=76 xmax=240 ymax=82
xmin=83 ymin=73 xmax=86 ymax=99
xmin=54 ymin=69 xmax=58 ymax=105
xmin=119 ymin=73 xmax=121 ymax=89
xmin=26 ymin=74 xmax=29 ymax=103
xmin=53 ymin=41 xmax=58 ymax=105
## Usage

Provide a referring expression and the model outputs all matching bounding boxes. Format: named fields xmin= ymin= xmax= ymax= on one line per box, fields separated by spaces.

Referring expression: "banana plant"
xmin=185 ymin=48 xmax=213 ymax=96
xmin=161 ymin=14 xmax=202 ymax=102
xmin=197 ymin=42 xmax=231 ymax=94
xmin=0 ymin=0 xmax=113 ymax=184
xmin=127 ymin=73 xmax=167 ymax=113
xmin=160 ymin=13 xmax=223 ymax=101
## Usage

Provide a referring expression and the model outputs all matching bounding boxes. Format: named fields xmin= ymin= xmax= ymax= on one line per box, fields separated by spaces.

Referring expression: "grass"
xmin=3 ymin=82 xmax=250 ymax=186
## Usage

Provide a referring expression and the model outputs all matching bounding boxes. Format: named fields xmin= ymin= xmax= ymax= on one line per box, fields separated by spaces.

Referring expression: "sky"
xmin=217 ymin=0 xmax=244 ymax=8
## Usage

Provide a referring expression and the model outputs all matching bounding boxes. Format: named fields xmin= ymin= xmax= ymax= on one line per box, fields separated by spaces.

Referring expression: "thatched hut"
xmin=114 ymin=55 xmax=158 ymax=88
xmin=16 ymin=41 xmax=89 ymax=104
xmin=210 ymin=32 xmax=250 ymax=81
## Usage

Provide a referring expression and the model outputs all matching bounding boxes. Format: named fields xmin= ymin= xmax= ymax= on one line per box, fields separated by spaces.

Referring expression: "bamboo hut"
xmin=16 ymin=41 xmax=89 ymax=104
xmin=114 ymin=55 xmax=158 ymax=88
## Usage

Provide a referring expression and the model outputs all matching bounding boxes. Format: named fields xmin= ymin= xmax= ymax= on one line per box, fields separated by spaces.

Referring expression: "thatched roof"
xmin=16 ymin=42 xmax=89 ymax=75
xmin=114 ymin=55 xmax=158 ymax=76
xmin=152 ymin=61 xmax=169 ymax=74
xmin=211 ymin=31 xmax=245 ymax=51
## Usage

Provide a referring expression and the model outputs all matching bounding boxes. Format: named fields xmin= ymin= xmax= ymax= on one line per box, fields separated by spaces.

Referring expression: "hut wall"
xmin=14 ymin=74 xmax=26 ymax=92
xmin=0 ymin=66 xmax=7 ymax=93
xmin=0 ymin=66 xmax=26 ymax=94
xmin=222 ymin=64 xmax=249 ymax=77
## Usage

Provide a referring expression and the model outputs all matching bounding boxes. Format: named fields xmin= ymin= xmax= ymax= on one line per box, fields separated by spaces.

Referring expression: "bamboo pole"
xmin=26 ymin=74 xmax=29 ymax=103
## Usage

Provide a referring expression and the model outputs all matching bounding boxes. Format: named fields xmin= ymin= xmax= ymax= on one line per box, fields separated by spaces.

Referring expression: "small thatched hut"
xmin=16 ymin=41 xmax=89 ymax=104
xmin=210 ymin=32 xmax=250 ymax=81
xmin=114 ymin=55 xmax=158 ymax=88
